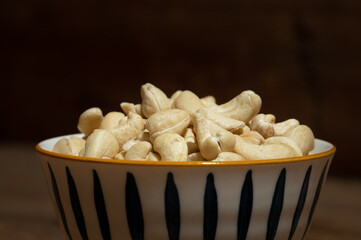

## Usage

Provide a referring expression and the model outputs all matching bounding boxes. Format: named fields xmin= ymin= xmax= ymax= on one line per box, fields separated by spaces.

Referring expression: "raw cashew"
xmin=234 ymin=135 xmax=296 ymax=160
xmin=99 ymin=111 xmax=126 ymax=130
xmin=147 ymin=152 xmax=161 ymax=161
xmin=141 ymin=83 xmax=171 ymax=118
xmin=83 ymin=129 xmax=119 ymax=158
xmin=146 ymin=109 xmax=191 ymax=142
xmin=122 ymin=139 xmax=140 ymax=151
xmin=195 ymin=107 xmax=245 ymax=133
xmin=125 ymin=141 xmax=153 ymax=160
xmin=249 ymin=114 xmax=299 ymax=138
xmin=183 ymin=128 xmax=199 ymax=154
xmin=264 ymin=136 xmax=303 ymax=157
xmin=77 ymin=107 xmax=103 ymax=136
xmin=114 ymin=151 xmax=126 ymax=160
xmin=283 ymin=125 xmax=315 ymax=155
xmin=210 ymin=90 xmax=262 ymax=122
xmin=170 ymin=90 xmax=183 ymax=107
xmin=200 ymin=95 xmax=217 ymax=107
xmin=187 ymin=152 xmax=206 ymax=161
xmin=193 ymin=114 xmax=235 ymax=160
xmin=214 ymin=152 xmax=245 ymax=161
xmin=110 ymin=112 xmax=145 ymax=149
xmin=120 ymin=102 xmax=143 ymax=116
xmin=53 ymin=136 xmax=86 ymax=156
xmin=240 ymin=131 xmax=265 ymax=145
xmin=173 ymin=90 xmax=205 ymax=113
xmin=153 ymin=133 xmax=188 ymax=162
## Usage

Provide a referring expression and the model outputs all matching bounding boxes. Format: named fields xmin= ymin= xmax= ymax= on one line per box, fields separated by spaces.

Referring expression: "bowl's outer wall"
xmin=39 ymin=152 xmax=334 ymax=240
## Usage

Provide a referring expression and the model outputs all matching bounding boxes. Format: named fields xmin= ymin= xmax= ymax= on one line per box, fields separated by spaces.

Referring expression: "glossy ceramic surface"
xmin=36 ymin=134 xmax=335 ymax=240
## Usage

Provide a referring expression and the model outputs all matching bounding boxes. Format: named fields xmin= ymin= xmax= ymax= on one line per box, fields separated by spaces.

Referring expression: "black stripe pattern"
xmin=48 ymin=163 xmax=72 ymax=240
xmin=267 ymin=168 xmax=286 ymax=240
xmin=165 ymin=173 xmax=180 ymax=240
xmin=203 ymin=173 xmax=218 ymax=240
xmin=302 ymin=160 xmax=329 ymax=239
xmin=288 ymin=166 xmax=312 ymax=240
xmin=125 ymin=172 xmax=144 ymax=240
xmin=66 ymin=167 xmax=89 ymax=240
xmin=93 ymin=170 xmax=112 ymax=240
xmin=237 ymin=170 xmax=253 ymax=240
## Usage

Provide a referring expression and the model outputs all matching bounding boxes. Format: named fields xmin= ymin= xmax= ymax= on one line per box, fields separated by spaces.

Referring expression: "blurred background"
xmin=1 ymin=0 xmax=361 ymax=239
xmin=2 ymin=0 xmax=360 ymax=177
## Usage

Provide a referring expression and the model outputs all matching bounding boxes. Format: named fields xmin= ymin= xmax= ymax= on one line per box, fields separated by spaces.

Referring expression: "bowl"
xmin=36 ymin=133 xmax=335 ymax=240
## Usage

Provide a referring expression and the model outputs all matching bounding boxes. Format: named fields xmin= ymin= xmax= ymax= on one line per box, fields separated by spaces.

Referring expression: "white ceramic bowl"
xmin=36 ymin=134 xmax=335 ymax=240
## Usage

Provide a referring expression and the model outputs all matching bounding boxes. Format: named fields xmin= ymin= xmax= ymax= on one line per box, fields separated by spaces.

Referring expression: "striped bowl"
xmin=36 ymin=134 xmax=335 ymax=240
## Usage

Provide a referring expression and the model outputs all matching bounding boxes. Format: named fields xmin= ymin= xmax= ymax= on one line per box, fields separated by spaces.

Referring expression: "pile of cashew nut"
xmin=53 ymin=83 xmax=315 ymax=162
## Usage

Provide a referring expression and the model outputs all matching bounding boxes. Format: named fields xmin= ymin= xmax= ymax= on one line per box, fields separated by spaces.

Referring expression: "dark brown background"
xmin=1 ymin=0 xmax=361 ymax=177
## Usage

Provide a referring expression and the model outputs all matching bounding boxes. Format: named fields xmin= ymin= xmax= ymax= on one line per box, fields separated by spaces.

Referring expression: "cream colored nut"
xmin=283 ymin=125 xmax=315 ymax=155
xmin=77 ymin=107 xmax=103 ymax=136
xmin=146 ymin=109 xmax=191 ymax=142
xmin=214 ymin=152 xmax=245 ymax=161
xmin=53 ymin=136 xmax=86 ymax=156
xmin=210 ymin=90 xmax=262 ymax=122
xmin=153 ymin=133 xmax=188 ymax=162
xmin=183 ymin=128 xmax=199 ymax=154
xmin=141 ymin=83 xmax=171 ymax=118
xmin=120 ymin=102 xmax=143 ymax=116
xmin=173 ymin=90 xmax=205 ymax=113
xmin=273 ymin=119 xmax=299 ymax=136
xmin=265 ymin=114 xmax=276 ymax=124
xmin=146 ymin=152 xmax=161 ymax=161
xmin=187 ymin=152 xmax=206 ymax=161
xmin=83 ymin=129 xmax=119 ymax=158
xmin=195 ymin=107 xmax=245 ymax=133
xmin=110 ymin=112 xmax=145 ymax=149
xmin=136 ymin=130 xmax=150 ymax=142
xmin=200 ymin=95 xmax=217 ymax=107
xmin=122 ymin=139 xmax=140 ymax=151
xmin=264 ymin=136 xmax=303 ymax=157
xmin=193 ymin=114 xmax=235 ymax=160
xmin=240 ymin=131 xmax=265 ymax=145
xmin=114 ymin=151 xmax=126 ymax=160
xmin=233 ymin=125 xmax=251 ymax=135
xmin=249 ymin=114 xmax=299 ymax=138
xmin=234 ymin=135 xmax=296 ymax=160
xmin=170 ymin=90 xmax=183 ymax=107
xmin=99 ymin=111 xmax=126 ymax=130
xmin=125 ymin=141 xmax=153 ymax=160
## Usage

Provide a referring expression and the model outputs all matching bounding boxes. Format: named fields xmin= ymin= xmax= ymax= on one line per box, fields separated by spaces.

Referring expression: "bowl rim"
xmin=36 ymin=134 xmax=336 ymax=167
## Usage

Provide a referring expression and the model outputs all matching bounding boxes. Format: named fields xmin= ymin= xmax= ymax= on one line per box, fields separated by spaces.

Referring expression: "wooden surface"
xmin=0 ymin=143 xmax=360 ymax=240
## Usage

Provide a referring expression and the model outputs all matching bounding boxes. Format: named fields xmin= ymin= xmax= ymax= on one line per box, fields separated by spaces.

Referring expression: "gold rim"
xmin=36 ymin=138 xmax=336 ymax=167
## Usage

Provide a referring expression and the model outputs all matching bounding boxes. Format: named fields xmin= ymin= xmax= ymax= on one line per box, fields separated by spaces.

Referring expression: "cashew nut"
xmin=99 ymin=111 xmax=126 ymax=130
xmin=183 ymin=128 xmax=199 ymax=154
xmin=146 ymin=109 xmax=191 ymax=142
xmin=214 ymin=152 xmax=245 ymax=161
xmin=200 ymin=95 xmax=217 ymax=107
xmin=193 ymin=114 xmax=235 ymax=160
xmin=195 ymin=107 xmax=245 ymax=133
xmin=83 ymin=129 xmax=119 ymax=158
xmin=141 ymin=83 xmax=171 ymax=118
xmin=120 ymin=102 xmax=143 ymax=116
xmin=187 ymin=152 xmax=206 ymax=161
xmin=122 ymin=139 xmax=140 ymax=151
xmin=125 ymin=141 xmax=153 ymax=160
xmin=249 ymin=114 xmax=299 ymax=138
xmin=210 ymin=90 xmax=262 ymax=122
xmin=173 ymin=90 xmax=205 ymax=113
xmin=53 ymin=136 xmax=86 ymax=156
xmin=114 ymin=151 xmax=126 ymax=160
xmin=110 ymin=112 xmax=145 ymax=149
xmin=264 ymin=136 xmax=303 ymax=157
xmin=283 ymin=125 xmax=315 ymax=155
xmin=234 ymin=135 xmax=296 ymax=160
xmin=146 ymin=152 xmax=161 ymax=161
xmin=77 ymin=107 xmax=103 ymax=137
xmin=239 ymin=131 xmax=265 ymax=145
xmin=153 ymin=133 xmax=188 ymax=162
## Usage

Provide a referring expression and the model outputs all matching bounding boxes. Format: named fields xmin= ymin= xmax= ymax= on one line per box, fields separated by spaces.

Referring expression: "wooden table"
xmin=0 ymin=143 xmax=360 ymax=239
